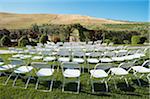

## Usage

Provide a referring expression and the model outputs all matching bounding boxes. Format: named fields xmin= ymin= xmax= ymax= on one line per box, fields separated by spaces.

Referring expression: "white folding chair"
xmin=31 ymin=62 xmax=54 ymax=92
xmin=12 ymin=65 xmax=33 ymax=88
xmin=128 ymin=60 xmax=150 ymax=86
xmin=61 ymin=62 xmax=81 ymax=94
xmin=87 ymin=52 xmax=100 ymax=71
xmin=90 ymin=63 xmax=112 ymax=92
xmin=100 ymin=51 xmax=114 ymax=63
xmin=42 ymin=50 xmax=56 ymax=62
xmin=72 ymin=51 xmax=85 ymax=72
xmin=108 ymin=62 xmax=134 ymax=89
xmin=57 ymin=50 xmax=71 ymax=63
xmin=4 ymin=59 xmax=25 ymax=85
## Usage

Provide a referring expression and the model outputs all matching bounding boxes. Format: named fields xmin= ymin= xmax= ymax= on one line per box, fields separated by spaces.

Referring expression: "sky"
xmin=0 ymin=0 xmax=149 ymax=22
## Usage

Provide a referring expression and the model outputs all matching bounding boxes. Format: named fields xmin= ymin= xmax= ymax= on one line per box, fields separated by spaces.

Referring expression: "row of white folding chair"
xmin=90 ymin=60 xmax=150 ymax=92
xmin=1 ymin=59 xmax=149 ymax=93
xmin=2 ymin=60 xmax=54 ymax=92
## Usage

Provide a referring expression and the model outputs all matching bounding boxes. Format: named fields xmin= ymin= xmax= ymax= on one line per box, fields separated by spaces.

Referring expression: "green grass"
xmin=0 ymin=50 xmax=150 ymax=99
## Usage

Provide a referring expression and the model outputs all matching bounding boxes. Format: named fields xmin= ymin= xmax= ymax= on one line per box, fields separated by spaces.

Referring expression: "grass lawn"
xmin=0 ymin=48 xmax=149 ymax=99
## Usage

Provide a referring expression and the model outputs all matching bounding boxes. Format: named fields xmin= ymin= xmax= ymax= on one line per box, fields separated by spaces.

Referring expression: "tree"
xmin=18 ymin=36 xmax=30 ymax=47
xmin=32 ymin=24 xmax=39 ymax=32
xmin=39 ymin=34 xmax=48 ymax=44
xmin=131 ymin=36 xmax=141 ymax=45
xmin=0 ymin=35 xmax=11 ymax=46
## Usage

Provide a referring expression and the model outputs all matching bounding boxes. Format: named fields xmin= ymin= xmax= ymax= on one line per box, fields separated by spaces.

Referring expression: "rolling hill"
xmin=0 ymin=12 xmax=128 ymax=29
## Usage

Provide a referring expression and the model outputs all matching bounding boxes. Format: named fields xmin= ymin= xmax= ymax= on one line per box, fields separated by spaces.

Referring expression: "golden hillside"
xmin=0 ymin=12 xmax=128 ymax=29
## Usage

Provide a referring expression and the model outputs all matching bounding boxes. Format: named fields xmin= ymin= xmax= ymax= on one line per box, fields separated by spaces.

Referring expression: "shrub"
xmin=39 ymin=34 xmax=48 ymax=44
xmin=139 ymin=36 xmax=147 ymax=44
xmin=30 ymin=41 xmax=37 ymax=46
xmin=104 ymin=39 xmax=111 ymax=45
xmin=112 ymin=37 xmax=122 ymax=44
xmin=0 ymin=35 xmax=11 ymax=46
xmin=18 ymin=36 xmax=29 ymax=47
xmin=123 ymin=40 xmax=130 ymax=44
xmin=131 ymin=36 xmax=141 ymax=45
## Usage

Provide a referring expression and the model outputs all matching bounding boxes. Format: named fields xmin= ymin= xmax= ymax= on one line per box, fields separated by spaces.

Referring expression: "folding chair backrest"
xmin=72 ymin=48 xmax=83 ymax=52
xmin=10 ymin=59 xmax=25 ymax=66
xmin=116 ymin=51 xmax=127 ymax=57
xmin=142 ymin=60 xmax=150 ymax=67
xmin=95 ymin=63 xmax=114 ymax=70
xmin=89 ymin=52 xmax=101 ymax=58
xmin=73 ymin=51 xmax=85 ymax=57
xmin=28 ymin=49 xmax=37 ymax=54
xmin=41 ymin=50 xmax=53 ymax=56
xmin=31 ymin=62 xmax=52 ymax=69
xmin=61 ymin=62 xmax=80 ymax=71
xmin=118 ymin=62 xmax=134 ymax=68
xmin=127 ymin=50 xmax=136 ymax=55
xmin=58 ymin=50 xmax=70 ymax=57
xmin=104 ymin=51 xmax=115 ymax=57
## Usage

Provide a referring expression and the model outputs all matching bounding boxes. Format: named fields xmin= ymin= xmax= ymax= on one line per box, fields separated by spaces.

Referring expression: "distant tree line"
xmin=0 ymin=23 xmax=148 ymax=47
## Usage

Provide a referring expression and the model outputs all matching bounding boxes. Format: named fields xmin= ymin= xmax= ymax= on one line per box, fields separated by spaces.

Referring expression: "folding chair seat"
xmin=111 ymin=51 xmax=126 ymax=62
xmin=109 ymin=68 xmax=128 ymax=76
xmin=20 ymin=55 xmax=32 ymax=60
xmin=31 ymin=56 xmax=43 ymax=60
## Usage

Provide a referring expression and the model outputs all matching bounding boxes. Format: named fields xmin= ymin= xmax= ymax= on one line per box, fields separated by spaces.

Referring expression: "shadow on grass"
xmin=63 ymin=82 xmax=79 ymax=93
xmin=117 ymin=82 xmax=135 ymax=92
xmin=132 ymin=79 xmax=149 ymax=87
xmin=80 ymin=83 xmax=112 ymax=97
xmin=114 ymin=82 xmax=143 ymax=97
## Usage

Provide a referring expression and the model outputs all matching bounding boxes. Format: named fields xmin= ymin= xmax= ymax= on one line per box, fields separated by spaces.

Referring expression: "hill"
xmin=0 ymin=12 xmax=128 ymax=29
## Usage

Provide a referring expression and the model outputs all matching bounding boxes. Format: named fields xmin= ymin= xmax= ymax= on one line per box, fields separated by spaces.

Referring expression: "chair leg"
xmin=62 ymin=79 xmax=65 ymax=92
xmin=82 ymin=64 xmax=84 ymax=73
xmin=86 ymin=62 xmax=89 ymax=72
xmin=146 ymin=74 xmax=150 ymax=85
xmin=124 ymin=78 xmax=129 ymax=87
xmin=91 ymin=80 xmax=95 ymax=93
xmin=49 ymin=79 xmax=53 ymax=92
xmin=25 ymin=76 xmax=31 ymax=89
xmin=12 ymin=74 xmax=19 ymax=87
xmin=4 ymin=72 xmax=13 ymax=85
xmin=77 ymin=80 xmax=80 ymax=94
xmin=104 ymin=81 xmax=108 ymax=92
xmin=112 ymin=78 xmax=117 ymax=89
xmin=57 ymin=63 xmax=60 ymax=72
xmin=134 ymin=74 xmax=141 ymax=86
xmin=35 ymin=79 xmax=39 ymax=89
